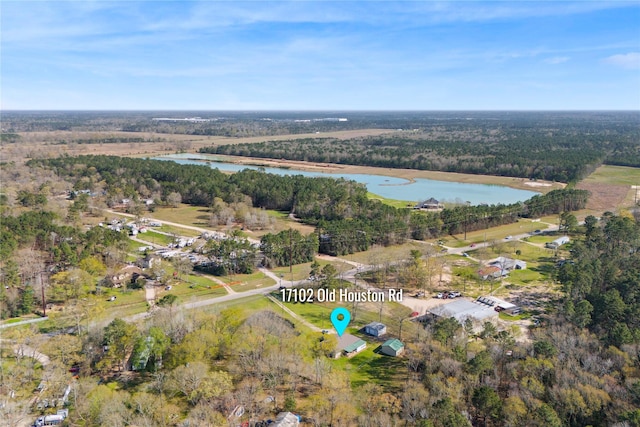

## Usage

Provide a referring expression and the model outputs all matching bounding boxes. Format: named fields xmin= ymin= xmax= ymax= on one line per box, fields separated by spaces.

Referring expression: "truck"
xmin=33 ymin=409 xmax=68 ymax=426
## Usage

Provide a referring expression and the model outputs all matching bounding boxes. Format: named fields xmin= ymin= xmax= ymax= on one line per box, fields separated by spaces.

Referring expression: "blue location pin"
xmin=330 ymin=307 xmax=351 ymax=337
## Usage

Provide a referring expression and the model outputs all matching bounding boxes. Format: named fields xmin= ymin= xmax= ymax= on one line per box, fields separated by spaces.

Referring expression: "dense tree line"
xmin=0 ymin=210 xmax=128 ymax=318
xmin=8 ymin=300 xmax=639 ymax=426
xmin=200 ymin=112 xmax=639 ymax=182
xmin=261 ymin=229 xmax=319 ymax=268
xmin=29 ymin=156 xmax=587 ymax=258
xmin=558 ymin=213 xmax=640 ymax=347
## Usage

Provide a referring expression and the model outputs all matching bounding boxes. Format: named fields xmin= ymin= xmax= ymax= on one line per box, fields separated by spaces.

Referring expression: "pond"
xmin=153 ymin=153 xmax=538 ymax=205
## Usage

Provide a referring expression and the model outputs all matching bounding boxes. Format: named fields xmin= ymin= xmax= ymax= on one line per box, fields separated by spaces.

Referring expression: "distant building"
xmin=478 ymin=266 xmax=507 ymax=280
xmin=364 ymin=322 xmax=387 ymax=337
xmin=489 ymin=257 xmax=527 ymax=273
xmin=381 ymin=339 xmax=404 ymax=357
xmin=546 ymin=236 xmax=570 ymax=249
xmin=415 ymin=198 xmax=444 ymax=210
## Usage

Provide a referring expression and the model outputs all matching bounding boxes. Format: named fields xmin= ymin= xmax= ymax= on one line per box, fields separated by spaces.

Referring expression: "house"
xmin=364 ymin=321 xmax=387 ymax=337
xmin=488 ymin=257 xmax=527 ymax=273
xmin=105 ymin=265 xmax=143 ymax=288
xmin=415 ymin=198 xmax=444 ymax=210
xmin=546 ymin=236 xmax=570 ymax=249
xmin=478 ymin=266 xmax=507 ymax=280
xmin=381 ymin=339 xmax=404 ymax=357
xmin=272 ymin=412 xmax=300 ymax=427
xmin=332 ymin=333 xmax=367 ymax=358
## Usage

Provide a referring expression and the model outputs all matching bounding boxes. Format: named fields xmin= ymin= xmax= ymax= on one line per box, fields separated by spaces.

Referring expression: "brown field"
xmin=2 ymin=129 xmax=393 ymax=163
xmin=2 ymin=128 xmax=565 ymax=194
xmin=576 ymin=181 xmax=633 ymax=213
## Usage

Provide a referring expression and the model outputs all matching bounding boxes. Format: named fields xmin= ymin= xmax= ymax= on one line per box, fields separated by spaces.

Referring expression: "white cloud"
xmin=603 ymin=52 xmax=640 ymax=69
xmin=544 ymin=56 xmax=570 ymax=64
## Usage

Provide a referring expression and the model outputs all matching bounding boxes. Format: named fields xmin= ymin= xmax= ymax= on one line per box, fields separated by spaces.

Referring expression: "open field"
xmin=577 ymin=165 xmax=640 ymax=213
xmin=219 ymin=271 xmax=276 ymax=292
xmin=3 ymin=129 xmax=393 ymax=163
xmin=147 ymin=205 xmax=315 ymax=237
xmin=347 ymin=242 xmax=437 ymax=264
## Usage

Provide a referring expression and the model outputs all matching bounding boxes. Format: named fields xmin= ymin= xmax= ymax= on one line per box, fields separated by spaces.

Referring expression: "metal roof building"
xmin=428 ymin=299 xmax=499 ymax=328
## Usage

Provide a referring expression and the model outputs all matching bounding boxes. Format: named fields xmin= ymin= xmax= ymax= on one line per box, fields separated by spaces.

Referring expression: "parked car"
xmin=505 ymin=235 xmax=513 ymax=240
xmin=164 ymin=285 xmax=172 ymax=291
xmin=449 ymin=291 xmax=461 ymax=298
xmin=534 ymin=229 xmax=541 ymax=234
xmin=462 ymin=253 xmax=469 ymax=257
xmin=436 ymin=293 xmax=444 ymax=299
xmin=108 ymin=296 xmax=116 ymax=302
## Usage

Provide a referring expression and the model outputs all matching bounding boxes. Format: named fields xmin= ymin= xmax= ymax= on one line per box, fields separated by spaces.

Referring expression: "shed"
xmin=364 ymin=321 xmax=387 ymax=337
xmin=381 ymin=339 xmax=404 ymax=357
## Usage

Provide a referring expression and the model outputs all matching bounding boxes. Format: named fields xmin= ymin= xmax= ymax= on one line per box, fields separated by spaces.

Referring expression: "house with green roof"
xmin=332 ymin=333 xmax=367 ymax=358
xmin=381 ymin=338 xmax=404 ymax=357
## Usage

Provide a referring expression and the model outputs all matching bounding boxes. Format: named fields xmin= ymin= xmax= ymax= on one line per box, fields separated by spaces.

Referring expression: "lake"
xmin=154 ymin=153 xmax=538 ymax=205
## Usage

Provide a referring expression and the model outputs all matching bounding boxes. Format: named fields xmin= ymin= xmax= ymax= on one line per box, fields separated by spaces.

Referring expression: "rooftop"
xmin=382 ymin=338 xmax=404 ymax=351
xmin=429 ymin=299 xmax=499 ymax=323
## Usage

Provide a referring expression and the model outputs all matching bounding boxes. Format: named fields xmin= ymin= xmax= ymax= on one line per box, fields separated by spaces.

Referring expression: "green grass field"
xmin=135 ymin=230 xmax=175 ymax=246
xmin=583 ymin=165 xmax=640 ymax=186
xmin=367 ymin=192 xmax=415 ymax=209
xmin=220 ymin=271 xmax=275 ymax=292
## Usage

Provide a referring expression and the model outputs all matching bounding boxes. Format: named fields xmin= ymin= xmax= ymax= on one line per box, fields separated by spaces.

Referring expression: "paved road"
xmin=0 ymin=317 xmax=49 ymax=330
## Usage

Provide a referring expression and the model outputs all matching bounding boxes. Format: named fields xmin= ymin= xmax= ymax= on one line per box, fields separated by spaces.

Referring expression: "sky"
xmin=1 ymin=1 xmax=639 ymax=110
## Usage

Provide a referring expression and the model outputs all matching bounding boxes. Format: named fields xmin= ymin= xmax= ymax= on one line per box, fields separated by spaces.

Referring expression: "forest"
xmin=558 ymin=213 xmax=640 ymax=347
xmin=2 ymin=151 xmax=639 ymax=426
xmin=27 ymin=156 xmax=587 ymax=256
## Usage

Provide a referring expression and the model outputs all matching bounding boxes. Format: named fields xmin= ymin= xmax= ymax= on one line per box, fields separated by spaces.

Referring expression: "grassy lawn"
xmin=446 ymin=219 xmax=546 ymax=247
xmin=128 ymin=238 xmax=148 ymax=251
xmin=583 ymin=165 xmax=640 ymax=186
xmin=348 ymin=242 xmax=433 ymax=264
xmin=220 ymin=271 xmax=275 ymax=292
xmin=367 ymin=192 xmax=415 ymax=209
xmin=135 ymin=230 xmax=175 ymax=246
xmin=199 ymin=294 xmax=273 ymax=315
xmin=149 ymin=204 xmax=210 ymax=227
xmin=523 ymin=235 xmax=557 ymax=245
xmin=332 ymin=344 xmax=408 ymax=390
xmin=155 ymin=275 xmax=229 ymax=300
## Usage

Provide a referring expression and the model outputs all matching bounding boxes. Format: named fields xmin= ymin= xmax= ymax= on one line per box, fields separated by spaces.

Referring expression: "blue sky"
xmin=2 ymin=1 xmax=639 ymax=110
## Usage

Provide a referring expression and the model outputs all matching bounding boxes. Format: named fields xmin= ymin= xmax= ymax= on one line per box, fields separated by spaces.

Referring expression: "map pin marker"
xmin=330 ymin=307 xmax=351 ymax=337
